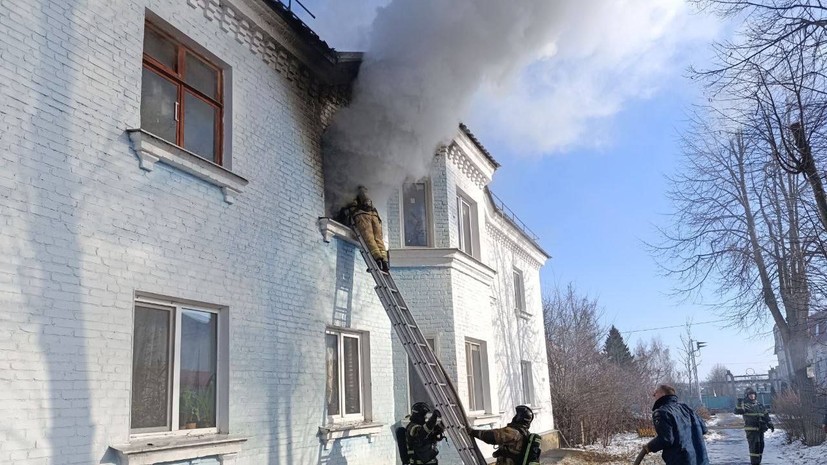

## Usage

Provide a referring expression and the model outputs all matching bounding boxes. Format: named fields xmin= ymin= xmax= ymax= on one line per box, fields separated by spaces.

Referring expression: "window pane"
xmin=343 ymin=336 xmax=361 ymax=415
xmin=325 ymin=334 xmax=340 ymax=416
xmin=472 ymin=345 xmax=484 ymax=411
xmin=514 ymin=271 xmax=524 ymax=311
xmin=185 ymin=52 xmax=219 ymax=99
xmin=522 ymin=361 xmax=533 ymax=404
xmin=131 ymin=306 xmax=171 ymax=430
xmin=183 ymin=92 xmax=218 ymax=162
xmin=404 ymin=183 xmax=429 ymax=247
xmin=465 ymin=342 xmax=477 ymax=410
xmin=143 ymin=27 xmax=176 ymax=69
xmin=141 ymin=68 xmax=178 ymax=143
xmin=178 ymin=309 xmax=217 ymax=429
xmin=460 ymin=199 xmax=473 ymax=255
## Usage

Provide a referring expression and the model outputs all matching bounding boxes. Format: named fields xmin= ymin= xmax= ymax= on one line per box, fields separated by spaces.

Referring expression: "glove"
xmin=432 ymin=409 xmax=441 ymax=418
xmin=769 ymin=424 xmax=775 ymax=432
xmin=642 ymin=444 xmax=650 ymax=454
xmin=466 ymin=426 xmax=478 ymax=438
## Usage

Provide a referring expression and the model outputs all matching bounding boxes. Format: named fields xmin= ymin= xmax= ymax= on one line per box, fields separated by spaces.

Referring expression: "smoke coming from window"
xmin=322 ymin=0 xmax=574 ymax=213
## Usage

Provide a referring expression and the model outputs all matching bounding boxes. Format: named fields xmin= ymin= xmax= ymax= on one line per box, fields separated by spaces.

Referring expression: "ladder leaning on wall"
xmin=349 ymin=223 xmax=488 ymax=465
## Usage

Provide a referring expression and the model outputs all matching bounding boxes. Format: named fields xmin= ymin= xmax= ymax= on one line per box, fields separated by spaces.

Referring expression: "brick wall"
xmin=0 ymin=1 xmax=396 ymax=464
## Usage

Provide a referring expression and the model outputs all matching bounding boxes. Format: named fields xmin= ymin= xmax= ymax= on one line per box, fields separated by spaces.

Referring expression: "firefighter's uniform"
xmin=734 ymin=388 xmax=773 ymax=465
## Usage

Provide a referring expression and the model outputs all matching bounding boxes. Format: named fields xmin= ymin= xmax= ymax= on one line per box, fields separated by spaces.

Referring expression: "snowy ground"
xmin=541 ymin=413 xmax=827 ymax=465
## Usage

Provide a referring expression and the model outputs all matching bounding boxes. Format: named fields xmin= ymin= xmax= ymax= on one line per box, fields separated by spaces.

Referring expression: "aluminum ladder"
xmin=349 ymin=223 xmax=488 ymax=465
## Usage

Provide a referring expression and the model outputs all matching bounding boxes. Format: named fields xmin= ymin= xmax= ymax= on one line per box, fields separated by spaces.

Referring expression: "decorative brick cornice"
xmin=186 ymin=0 xmax=350 ymax=124
xmin=445 ymin=144 xmax=490 ymax=190
xmin=485 ymin=222 xmax=543 ymax=269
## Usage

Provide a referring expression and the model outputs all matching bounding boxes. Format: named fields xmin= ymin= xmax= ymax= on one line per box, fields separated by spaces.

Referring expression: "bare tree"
xmin=655 ymin=113 xmax=825 ymax=439
xmin=705 ymin=363 xmax=731 ymax=397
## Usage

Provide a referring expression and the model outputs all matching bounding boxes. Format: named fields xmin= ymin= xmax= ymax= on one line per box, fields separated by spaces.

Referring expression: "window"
xmin=141 ymin=22 xmax=223 ymax=164
xmin=513 ymin=268 xmax=526 ymax=314
xmin=521 ymin=361 xmax=534 ymax=405
xmin=326 ymin=329 xmax=365 ymax=421
xmin=131 ymin=298 xmax=224 ymax=433
xmin=457 ymin=193 xmax=476 ymax=256
xmin=465 ymin=340 xmax=488 ymax=412
xmin=403 ymin=182 xmax=432 ymax=247
xmin=409 ymin=338 xmax=436 ymax=408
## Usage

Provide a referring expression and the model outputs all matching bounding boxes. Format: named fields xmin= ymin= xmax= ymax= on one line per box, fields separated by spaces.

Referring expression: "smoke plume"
xmin=322 ymin=0 xmax=574 ymax=212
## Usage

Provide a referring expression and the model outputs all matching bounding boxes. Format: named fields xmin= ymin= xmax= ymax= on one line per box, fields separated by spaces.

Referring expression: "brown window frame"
xmin=142 ymin=22 xmax=224 ymax=165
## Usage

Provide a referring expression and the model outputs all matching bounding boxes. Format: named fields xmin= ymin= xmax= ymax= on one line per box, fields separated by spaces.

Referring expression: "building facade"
xmin=0 ymin=1 xmax=554 ymax=464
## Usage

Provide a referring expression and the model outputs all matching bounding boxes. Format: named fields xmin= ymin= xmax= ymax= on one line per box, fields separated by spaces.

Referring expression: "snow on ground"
xmin=765 ymin=429 xmax=827 ymax=465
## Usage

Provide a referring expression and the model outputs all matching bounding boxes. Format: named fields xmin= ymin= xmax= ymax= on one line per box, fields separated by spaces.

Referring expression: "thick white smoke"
xmin=322 ymin=0 xmax=577 ymax=212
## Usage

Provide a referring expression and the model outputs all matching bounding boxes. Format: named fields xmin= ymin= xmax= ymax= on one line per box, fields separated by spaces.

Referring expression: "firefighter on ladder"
xmin=338 ymin=186 xmax=389 ymax=272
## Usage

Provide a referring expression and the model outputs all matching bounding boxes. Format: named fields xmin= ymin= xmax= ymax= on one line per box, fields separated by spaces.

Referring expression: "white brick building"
xmin=0 ymin=1 xmax=555 ymax=464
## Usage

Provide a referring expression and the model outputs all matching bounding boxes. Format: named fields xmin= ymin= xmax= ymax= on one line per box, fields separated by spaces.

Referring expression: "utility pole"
xmin=690 ymin=340 xmax=706 ymax=406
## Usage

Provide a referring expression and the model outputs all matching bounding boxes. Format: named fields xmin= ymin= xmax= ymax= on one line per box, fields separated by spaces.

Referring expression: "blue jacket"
xmin=646 ymin=395 xmax=709 ymax=465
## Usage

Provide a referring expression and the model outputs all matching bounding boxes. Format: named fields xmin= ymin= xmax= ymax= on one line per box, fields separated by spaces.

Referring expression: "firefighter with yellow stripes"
xmin=337 ymin=186 xmax=389 ymax=272
xmin=734 ymin=387 xmax=773 ymax=465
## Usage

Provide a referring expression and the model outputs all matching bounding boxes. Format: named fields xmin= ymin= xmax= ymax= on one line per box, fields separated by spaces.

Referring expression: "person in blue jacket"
xmin=640 ymin=384 xmax=709 ymax=465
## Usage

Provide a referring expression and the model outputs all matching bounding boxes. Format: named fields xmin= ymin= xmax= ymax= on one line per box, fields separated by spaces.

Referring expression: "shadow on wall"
xmin=10 ymin=2 xmax=97 ymax=463
xmin=333 ymin=241 xmax=355 ymax=327
xmin=319 ymin=439 xmax=347 ymax=465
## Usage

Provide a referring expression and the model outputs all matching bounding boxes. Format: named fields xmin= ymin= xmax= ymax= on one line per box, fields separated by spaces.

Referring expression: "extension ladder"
xmin=349 ymin=223 xmax=488 ymax=465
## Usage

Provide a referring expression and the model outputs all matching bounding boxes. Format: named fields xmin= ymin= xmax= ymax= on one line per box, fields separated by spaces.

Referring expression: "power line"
xmin=622 ymin=319 xmax=728 ymax=334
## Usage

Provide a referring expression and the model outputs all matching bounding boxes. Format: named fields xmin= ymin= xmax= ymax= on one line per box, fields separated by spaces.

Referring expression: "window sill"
xmin=469 ymin=413 xmax=500 ymax=427
xmin=318 ymin=422 xmax=383 ymax=448
xmin=126 ymin=129 xmax=248 ymax=204
xmin=318 ymin=217 xmax=358 ymax=245
xmin=111 ymin=433 xmax=247 ymax=465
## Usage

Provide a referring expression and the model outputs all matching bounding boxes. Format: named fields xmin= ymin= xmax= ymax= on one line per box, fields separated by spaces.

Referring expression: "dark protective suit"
xmin=405 ymin=415 xmax=444 ymax=464
xmin=646 ymin=395 xmax=709 ymax=465
xmin=469 ymin=423 xmax=530 ymax=465
xmin=734 ymin=396 xmax=773 ymax=464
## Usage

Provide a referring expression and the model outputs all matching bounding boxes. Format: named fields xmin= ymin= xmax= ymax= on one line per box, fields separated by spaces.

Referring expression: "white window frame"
xmin=130 ymin=295 xmax=228 ymax=438
xmin=325 ymin=328 xmax=367 ymax=423
xmin=465 ymin=338 xmax=490 ymax=414
xmin=401 ymin=180 xmax=434 ymax=248
xmin=521 ymin=360 xmax=534 ymax=406
xmin=456 ymin=191 xmax=478 ymax=257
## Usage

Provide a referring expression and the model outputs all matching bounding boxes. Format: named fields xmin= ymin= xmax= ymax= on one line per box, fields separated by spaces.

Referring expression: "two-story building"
xmin=0 ymin=1 xmax=555 ymax=464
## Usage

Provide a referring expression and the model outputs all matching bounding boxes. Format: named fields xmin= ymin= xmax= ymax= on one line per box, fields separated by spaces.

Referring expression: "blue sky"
xmin=293 ymin=0 xmax=779 ymax=379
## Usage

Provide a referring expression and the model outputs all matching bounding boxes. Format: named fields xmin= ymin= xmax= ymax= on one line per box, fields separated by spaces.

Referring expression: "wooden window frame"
xmin=142 ymin=21 xmax=224 ymax=165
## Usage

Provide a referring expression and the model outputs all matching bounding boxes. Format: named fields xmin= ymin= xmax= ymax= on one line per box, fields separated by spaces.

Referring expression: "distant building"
xmin=772 ymin=310 xmax=827 ymax=391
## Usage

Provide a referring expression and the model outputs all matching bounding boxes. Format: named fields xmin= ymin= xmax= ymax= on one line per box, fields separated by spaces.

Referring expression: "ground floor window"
xmin=521 ymin=360 xmax=534 ymax=405
xmin=465 ymin=339 xmax=489 ymax=412
xmin=131 ymin=296 xmax=226 ymax=433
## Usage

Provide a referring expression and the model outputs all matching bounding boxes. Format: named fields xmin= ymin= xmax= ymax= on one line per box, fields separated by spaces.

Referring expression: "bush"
xmin=772 ymin=390 xmax=826 ymax=445
xmin=694 ymin=406 xmax=712 ymax=421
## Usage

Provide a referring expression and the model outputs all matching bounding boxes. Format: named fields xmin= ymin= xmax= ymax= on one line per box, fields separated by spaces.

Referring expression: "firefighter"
xmin=401 ymin=402 xmax=445 ymax=465
xmin=338 ymin=186 xmax=389 ymax=272
xmin=734 ymin=387 xmax=774 ymax=465
xmin=467 ymin=405 xmax=540 ymax=465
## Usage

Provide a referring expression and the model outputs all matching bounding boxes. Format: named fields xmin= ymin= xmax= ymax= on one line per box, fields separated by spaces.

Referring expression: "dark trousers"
xmin=746 ymin=430 xmax=765 ymax=464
